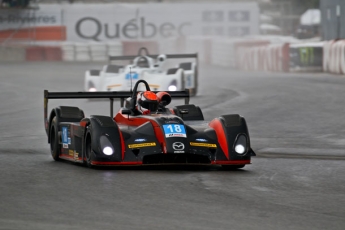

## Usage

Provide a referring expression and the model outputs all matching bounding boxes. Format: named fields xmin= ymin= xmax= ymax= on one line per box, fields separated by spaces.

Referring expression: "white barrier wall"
xmin=60 ymin=42 xmax=123 ymax=61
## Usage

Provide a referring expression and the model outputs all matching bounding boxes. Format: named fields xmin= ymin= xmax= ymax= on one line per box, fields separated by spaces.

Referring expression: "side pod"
xmin=210 ymin=114 xmax=253 ymax=161
xmin=47 ymin=106 xmax=85 ymax=143
xmin=82 ymin=115 xmax=123 ymax=162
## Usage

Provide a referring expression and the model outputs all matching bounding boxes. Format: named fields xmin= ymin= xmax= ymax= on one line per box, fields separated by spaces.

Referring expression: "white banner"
xmin=0 ymin=3 xmax=259 ymax=42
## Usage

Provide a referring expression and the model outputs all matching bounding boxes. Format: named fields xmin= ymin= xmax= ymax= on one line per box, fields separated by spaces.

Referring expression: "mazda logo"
xmin=172 ymin=142 xmax=185 ymax=150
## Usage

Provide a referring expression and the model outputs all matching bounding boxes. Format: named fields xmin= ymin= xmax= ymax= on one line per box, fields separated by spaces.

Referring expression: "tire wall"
xmin=323 ymin=39 xmax=345 ymax=74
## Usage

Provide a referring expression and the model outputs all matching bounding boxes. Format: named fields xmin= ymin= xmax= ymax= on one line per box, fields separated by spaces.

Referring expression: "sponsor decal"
xmin=163 ymin=124 xmax=187 ymax=138
xmin=68 ymin=137 xmax=71 ymax=145
xmin=172 ymin=142 xmax=185 ymax=151
xmin=190 ymin=142 xmax=217 ymax=148
xmin=62 ymin=127 xmax=69 ymax=149
xmin=185 ymin=74 xmax=194 ymax=88
xmin=195 ymin=138 xmax=207 ymax=142
xmin=165 ymin=120 xmax=179 ymax=124
xmin=134 ymin=138 xmax=147 ymax=142
xmin=174 ymin=150 xmax=185 ymax=153
xmin=128 ymin=142 xmax=156 ymax=149
xmin=125 ymin=72 xmax=139 ymax=80
xmin=74 ymin=151 xmax=79 ymax=160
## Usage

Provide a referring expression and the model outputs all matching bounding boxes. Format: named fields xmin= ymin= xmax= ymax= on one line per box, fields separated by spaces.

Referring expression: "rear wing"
xmin=108 ymin=53 xmax=198 ymax=63
xmin=44 ymin=89 xmax=190 ymax=126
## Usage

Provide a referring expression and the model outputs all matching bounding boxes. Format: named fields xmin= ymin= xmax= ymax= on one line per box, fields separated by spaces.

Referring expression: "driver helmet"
xmin=137 ymin=56 xmax=150 ymax=68
xmin=137 ymin=91 xmax=159 ymax=114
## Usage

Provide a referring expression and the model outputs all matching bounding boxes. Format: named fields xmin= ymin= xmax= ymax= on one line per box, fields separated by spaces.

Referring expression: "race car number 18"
xmin=163 ymin=124 xmax=187 ymax=138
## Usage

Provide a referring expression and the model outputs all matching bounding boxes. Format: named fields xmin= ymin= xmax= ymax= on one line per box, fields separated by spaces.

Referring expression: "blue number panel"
xmin=163 ymin=124 xmax=187 ymax=138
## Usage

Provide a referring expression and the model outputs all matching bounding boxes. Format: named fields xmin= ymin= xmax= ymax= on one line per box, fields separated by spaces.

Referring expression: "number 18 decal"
xmin=163 ymin=124 xmax=186 ymax=138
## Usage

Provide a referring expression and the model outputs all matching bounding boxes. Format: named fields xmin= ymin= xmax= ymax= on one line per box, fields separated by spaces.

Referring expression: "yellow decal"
xmin=190 ymin=142 xmax=217 ymax=148
xmin=107 ymin=84 xmax=122 ymax=89
xmin=69 ymin=150 xmax=74 ymax=156
xmin=74 ymin=151 xmax=79 ymax=160
xmin=149 ymin=84 xmax=160 ymax=88
xmin=128 ymin=142 xmax=156 ymax=148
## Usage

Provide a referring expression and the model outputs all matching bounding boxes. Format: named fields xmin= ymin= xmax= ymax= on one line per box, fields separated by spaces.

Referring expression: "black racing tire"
xmin=50 ymin=117 xmax=60 ymax=161
xmin=221 ymin=165 xmax=245 ymax=170
xmin=84 ymin=127 xmax=93 ymax=168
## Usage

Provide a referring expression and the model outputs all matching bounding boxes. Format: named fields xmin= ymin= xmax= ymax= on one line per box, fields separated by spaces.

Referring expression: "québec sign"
xmin=75 ymin=17 xmax=190 ymax=41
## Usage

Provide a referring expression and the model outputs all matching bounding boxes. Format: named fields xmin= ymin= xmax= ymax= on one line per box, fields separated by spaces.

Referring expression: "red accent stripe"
xmin=91 ymin=161 xmax=142 ymax=165
xmin=212 ymin=160 xmax=250 ymax=165
xmin=114 ymin=110 xmax=167 ymax=153
xmin=209 ymin=118 xmax=229 ymax=159
xmin=80 ymin=120 xmax=88 ymax=127
xmin=119 ymin=130 xmax=126 ymax=160
xmin=153 ymin=126 xmax=166 ymax=153
xmin=60 ymin=153 xmax=73 ymax=159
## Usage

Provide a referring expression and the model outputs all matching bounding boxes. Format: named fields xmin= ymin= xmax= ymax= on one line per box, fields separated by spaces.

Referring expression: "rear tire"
xmin=221 ymin=165 xmax=245 ymax=170
xmin=50 ymin=117 xmax=60 ymax=161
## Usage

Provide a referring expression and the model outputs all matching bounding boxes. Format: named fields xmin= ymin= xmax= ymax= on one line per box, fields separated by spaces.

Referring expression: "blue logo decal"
xmin=62 ymin=127 xmax=68 ymax=144
xmin=125 ymin=73 xmax=139 ymax=80
xmin=196 ymin=138 xmax=207 ymax=142
xmin=163 ymin=124 xmax=187 ymax=138
xmin=134 ymin=138 xmax=147 ymax=142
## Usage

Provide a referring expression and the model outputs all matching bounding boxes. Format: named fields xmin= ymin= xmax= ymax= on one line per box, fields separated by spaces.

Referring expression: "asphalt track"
xmin=1 ymin=62 xmax=345 ymax=230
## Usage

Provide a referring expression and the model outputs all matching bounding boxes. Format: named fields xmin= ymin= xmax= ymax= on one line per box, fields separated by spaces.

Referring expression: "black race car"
xmin=44 ymin=79 xmax=255 ymax=169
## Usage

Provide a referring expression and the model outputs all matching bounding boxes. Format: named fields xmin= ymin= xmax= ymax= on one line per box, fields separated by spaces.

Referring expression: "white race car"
xmin=84 ymin=48 xmax=198 ymax=96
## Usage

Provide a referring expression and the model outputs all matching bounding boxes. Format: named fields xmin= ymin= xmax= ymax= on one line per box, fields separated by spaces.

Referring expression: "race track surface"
xmin=1 ymin=62 xmax=345 ymax=230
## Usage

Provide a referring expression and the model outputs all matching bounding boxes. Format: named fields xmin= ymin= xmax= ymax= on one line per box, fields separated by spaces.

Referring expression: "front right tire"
xmin=84 ymin=127 xmax=93 ymax=168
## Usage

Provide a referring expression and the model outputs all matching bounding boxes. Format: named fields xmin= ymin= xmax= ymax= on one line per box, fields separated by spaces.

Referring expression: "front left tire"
xmin=50 ymin=117 xmax=60 ymax=161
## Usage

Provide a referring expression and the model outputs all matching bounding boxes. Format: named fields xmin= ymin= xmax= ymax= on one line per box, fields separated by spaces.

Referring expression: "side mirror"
xmin=121 ymin=109 xmax=131 ymax=115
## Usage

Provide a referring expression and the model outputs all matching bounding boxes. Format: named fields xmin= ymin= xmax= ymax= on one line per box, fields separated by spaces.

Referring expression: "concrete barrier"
xmin=26 ymin=46 xmax=45 ymax=61
xmin=61 ymin=42 xmax=75 ymax=61
xmin=75 ymin=43 xmax=91 ymax=61
xmin=235 ymin=42 xmax=289 ymax=72
xmin=0 ymin=46 xmax=26 ymax=62
xmin=44 ymin=46 xmax=62 ymax=61
xmin=89 ymin=42 xmax=107 ymax=61
xmin=107 ymin=41 xmax=123 ymax=57
xmin=122 ymin=41 xmax=158 ymax=55
xmin=235 ymin=40 xmax=270 ymax=70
